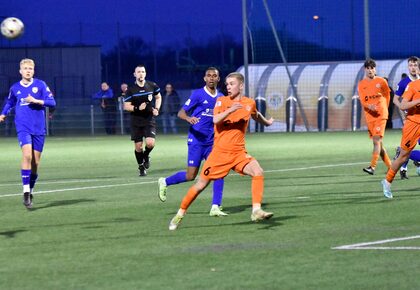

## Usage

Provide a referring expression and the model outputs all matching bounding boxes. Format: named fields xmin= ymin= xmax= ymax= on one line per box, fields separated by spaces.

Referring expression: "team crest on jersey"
xmin=216 ymin=101 xmax=222 ymax=107
xmin=32 ymin=87 xmax=38 ymax=93
xmin=246 ymin=105 xmax=251 ymax=111
xmin=148 ymin=94 xmax=153 ymax=101
xmin=375 ymin=83 xmax=381 ymax=89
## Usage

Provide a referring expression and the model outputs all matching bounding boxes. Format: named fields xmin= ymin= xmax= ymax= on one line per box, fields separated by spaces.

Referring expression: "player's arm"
xmin=178 ymin=108 xmax=199 ymax=125
xmin=213 ymin=102 xmax=242 ymax=125
xmin=400 ymin=87 xmax=420 ymax=110
xmin=400 ymin=98 xmax=420 ymax=110
xmin=0 ymin=90 xmax=17 ymax=122
xmin=252 ymin=110 xmax=274 ymax=126
xmin=381 ymin=79 xmax=391 ymax=106
xmin=152 ymin=92 xmax=162 ymax=116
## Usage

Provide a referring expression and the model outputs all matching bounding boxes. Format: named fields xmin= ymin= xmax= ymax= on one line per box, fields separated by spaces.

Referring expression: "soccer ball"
xmin=1 ymin=17 xmax=24 ymax=39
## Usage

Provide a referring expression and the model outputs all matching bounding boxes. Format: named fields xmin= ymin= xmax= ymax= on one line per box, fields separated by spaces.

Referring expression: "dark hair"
xmin=408 ymin=56 xmax=419 ymax=63
xmin=364 ymin=59 xmax=376 ymax=68
xmin=135 ymin=64 xmax=146 ymax=69
xmin=205 ymin=67 xmax=219 ymax=75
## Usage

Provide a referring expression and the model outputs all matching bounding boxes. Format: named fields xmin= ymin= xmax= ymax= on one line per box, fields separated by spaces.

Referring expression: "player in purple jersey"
xmin=0 ymin=59 xmax=56 ymax=209
xmin=157 ymin=67 xmax=227 ymax=216
xmin=392 ymin=56 xmax=420 ymax=179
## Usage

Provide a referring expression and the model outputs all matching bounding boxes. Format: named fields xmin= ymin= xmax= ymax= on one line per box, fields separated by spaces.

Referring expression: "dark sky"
xmin=2 ymin=0 xmax=420 ymax=57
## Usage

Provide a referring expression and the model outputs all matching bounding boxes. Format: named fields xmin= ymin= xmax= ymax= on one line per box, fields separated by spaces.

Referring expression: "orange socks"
xmin=180 ymin=186 xmax=200 ymax=210
xmin=251 ymin=176 xmax=264 ymax=205
xmin=386 ymin=168 xmax=396 ymax=183
xmin=370 ymin=153 xmax=379 ymax=169
xmin=382 ymin=152 xmax=392 ymax=168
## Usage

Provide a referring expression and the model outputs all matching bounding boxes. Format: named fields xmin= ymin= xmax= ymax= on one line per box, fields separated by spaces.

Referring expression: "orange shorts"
xmin=200 ymin=149 xmax=255 ymax=180
xmin=400 ymin=119 xmax=420 ymax=151
xmin=367 ymin=118 xmax=387 ymax=138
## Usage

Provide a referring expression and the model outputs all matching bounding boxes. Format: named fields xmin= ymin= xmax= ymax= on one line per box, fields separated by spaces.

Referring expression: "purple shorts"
xmin=17 ymin=132 xmax=46 ymax=152
xmin=187 ymin=143 xmax=212 ymax=167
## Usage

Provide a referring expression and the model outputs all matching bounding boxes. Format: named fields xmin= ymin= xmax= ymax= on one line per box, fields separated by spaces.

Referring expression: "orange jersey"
xmin=358 ymin=76 xmax=390 ymax=122
xmin=402 ymin=79 xmax=420 ymax=124
xmin=213 ymin=96 xmax=256 ymax=152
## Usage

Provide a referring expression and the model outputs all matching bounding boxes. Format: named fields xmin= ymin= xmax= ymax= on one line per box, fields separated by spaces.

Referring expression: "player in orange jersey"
xmin=358 ymin=59 xmax=392 ymax=175
xmin=168 ymin=72 xmax=274 ymax=230
xmin=381 ymin=78 xmax=420 ymax=198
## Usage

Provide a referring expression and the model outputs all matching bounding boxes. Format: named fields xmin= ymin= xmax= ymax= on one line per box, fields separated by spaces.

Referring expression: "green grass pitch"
xmin=0 ymin=130 xmax=419 ymax=289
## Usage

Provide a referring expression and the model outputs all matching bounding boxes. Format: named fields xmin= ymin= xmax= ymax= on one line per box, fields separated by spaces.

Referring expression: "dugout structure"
xmin=239 ymin=59 xmax=406 ymax=132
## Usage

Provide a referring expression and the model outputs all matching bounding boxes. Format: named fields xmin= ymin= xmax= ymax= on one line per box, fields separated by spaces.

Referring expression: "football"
xmin=1 ymin=17 xmax=24 ymax=39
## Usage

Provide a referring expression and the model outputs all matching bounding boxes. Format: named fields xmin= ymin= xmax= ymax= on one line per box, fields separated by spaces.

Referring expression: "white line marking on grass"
xmin=0 ymin=161 xmax=367 ymax=199
xmin=332 ymin=235 xmax=420 ymax=250
xmin=0 ymin=180 xmax=156 ymax=198
xmin=0 ymin=177 xmax=155 ymax=187
xmin=265 ymin=162 xmax=366 ymax=173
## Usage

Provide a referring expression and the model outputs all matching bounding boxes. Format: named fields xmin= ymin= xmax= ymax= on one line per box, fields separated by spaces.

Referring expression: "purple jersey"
xmin=1 ymin=78 xmax=56 ymax=135
xmin=182 ymin=87 xmax=223 ymax=145
xmin=395 ymin=75 xmax=419 ymax=96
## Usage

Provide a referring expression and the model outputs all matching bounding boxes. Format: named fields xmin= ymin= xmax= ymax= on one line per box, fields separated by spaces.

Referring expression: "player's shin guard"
xmin=386 ymin=168 xmax=396 ymax=183
xmin=382 ymin=152 xmax=392 ymax=168
xmin=166 ymin=171 xmax=187 ymax=185
xmin=180 ymin=186 xmax=201 ymax=210
xmin=251 ymin=176 xmax=264 ymax=205
xmin=21 ymin=169 xmax=31 ymax=193
xmin=30 ymin=173 xmax=38 ymax=193
xmin=134 ymin=150 xmax=144 ymax=165
xmin=144 ymin=146 xmax=153 ymax=155
xmin=212 ymin=178 xmax=224 ymax=206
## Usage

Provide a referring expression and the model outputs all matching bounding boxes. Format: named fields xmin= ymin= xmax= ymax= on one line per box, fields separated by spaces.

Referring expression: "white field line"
xmin=0 ymin=180 xmax=156 ymax=198
xmin=0 ymin=161 xmax=366 ymax=198
xmin=332 ymin=235 xmax=420 ymax=250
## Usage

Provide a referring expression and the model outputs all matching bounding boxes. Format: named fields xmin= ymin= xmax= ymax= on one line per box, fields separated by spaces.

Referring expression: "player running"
xmin=157 ymin=67 xmax=227 ymax=216
xmin=0 ymin=58 xmax=56 ymax=208
xmin=358 ymin=59 xmax=392 ymax=175
xmin=392 ymin=56 xmax=420 ymax=179
xmin=382 ymin=78 xmax=420 ymax=198
xmin=168 ymin=72 xmax=274 ymax=230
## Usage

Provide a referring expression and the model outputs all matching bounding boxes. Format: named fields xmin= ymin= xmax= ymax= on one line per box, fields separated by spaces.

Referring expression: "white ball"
xmin=1 ymin=17 xmax=24 ymax=39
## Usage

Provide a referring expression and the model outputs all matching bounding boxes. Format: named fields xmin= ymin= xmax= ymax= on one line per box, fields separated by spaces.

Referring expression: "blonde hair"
xmin=226 ymin=72 xmax=244 ymax=83
xmin=20 ymin=58 xmax=35 ymax=67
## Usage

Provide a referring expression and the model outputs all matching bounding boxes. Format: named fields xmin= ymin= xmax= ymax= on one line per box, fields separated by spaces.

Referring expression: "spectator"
xmin=161 ymin=83 xmax=180 ymax=134
xmin=93 ymin=82 xmax=117 ymax=135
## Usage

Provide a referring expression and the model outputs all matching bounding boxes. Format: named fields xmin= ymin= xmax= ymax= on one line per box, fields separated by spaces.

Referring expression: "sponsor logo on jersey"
xmin=203 ymin=100 xmax=208 ymax=104
xmin=19 ymin=98 xmax=30 ymax=106
xmin=185 ymin=99 xmax=191 ymax=106
xmin=32 ymin=87 xmax=38 ymax=93
xmin=17 ymin=90 xmax=21 ymax=95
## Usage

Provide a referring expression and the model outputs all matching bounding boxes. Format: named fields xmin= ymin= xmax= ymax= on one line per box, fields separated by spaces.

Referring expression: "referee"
xmin=124 ymin=64 xmax=162 ymax=176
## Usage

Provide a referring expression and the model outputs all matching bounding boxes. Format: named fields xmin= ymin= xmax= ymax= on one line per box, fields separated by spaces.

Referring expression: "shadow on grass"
xmin=185 ymin=215 xmax=298 ymax=230
xmin=0 ymin=229 xmax=26 ymax=238
xmin=29 ymin=198 xmax=96 ymax=211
